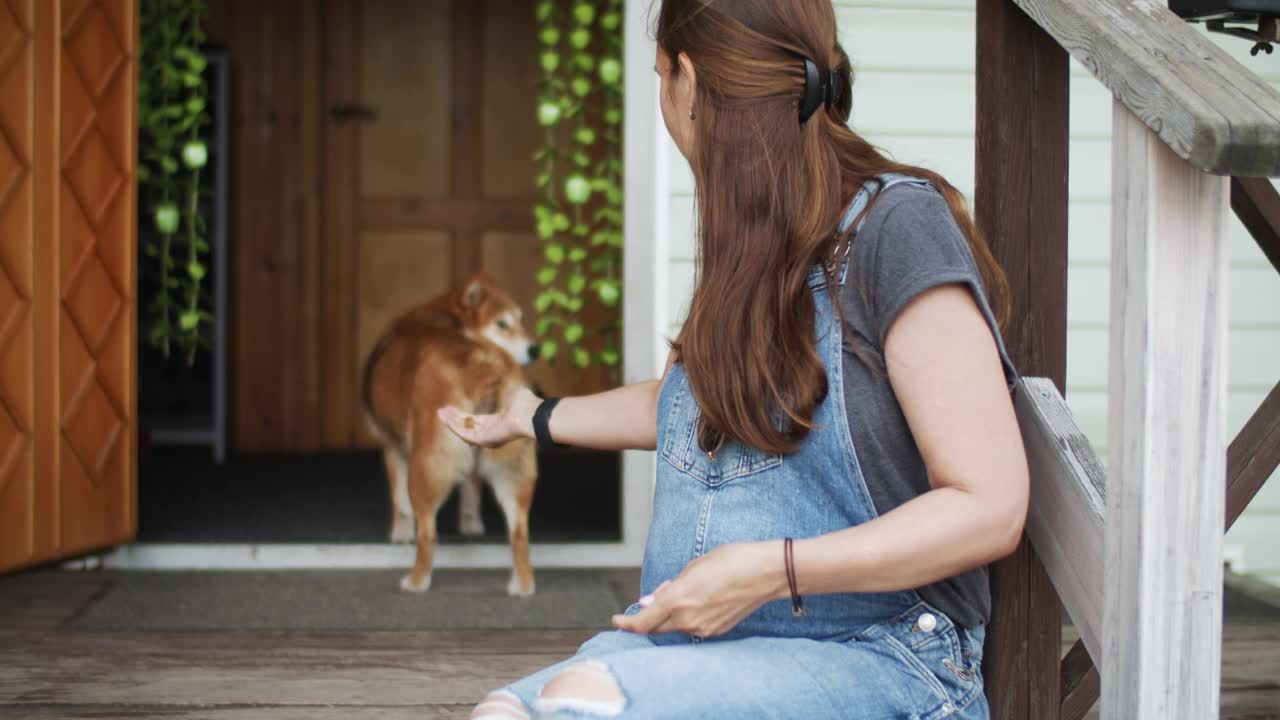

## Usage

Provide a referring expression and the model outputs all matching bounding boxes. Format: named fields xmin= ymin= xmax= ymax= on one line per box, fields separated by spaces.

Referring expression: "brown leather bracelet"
xmin=785 ymin=537 xmax=805 ymax=617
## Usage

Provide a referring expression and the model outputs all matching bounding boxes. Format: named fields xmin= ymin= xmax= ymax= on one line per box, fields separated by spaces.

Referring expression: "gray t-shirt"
xmin=838 ymin=181 xmax=1016 ymax=629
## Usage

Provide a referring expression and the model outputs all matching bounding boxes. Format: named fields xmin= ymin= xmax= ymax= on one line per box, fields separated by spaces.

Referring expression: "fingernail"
xmin=639 ymin=594 xmax=655 ymax=607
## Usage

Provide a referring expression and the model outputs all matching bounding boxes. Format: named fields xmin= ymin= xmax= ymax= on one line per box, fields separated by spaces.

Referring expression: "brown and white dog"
xmin=362 ymin=271 xmax=539 ymax=595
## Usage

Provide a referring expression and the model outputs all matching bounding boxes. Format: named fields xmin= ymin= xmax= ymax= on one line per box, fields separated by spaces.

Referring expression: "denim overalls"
xmin=500 ymin=175 xmax=990 ymax=719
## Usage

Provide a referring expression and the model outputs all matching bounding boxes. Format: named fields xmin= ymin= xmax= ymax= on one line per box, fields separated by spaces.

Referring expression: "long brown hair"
xmin=658 ymin=0 xmax=1009 ymax=456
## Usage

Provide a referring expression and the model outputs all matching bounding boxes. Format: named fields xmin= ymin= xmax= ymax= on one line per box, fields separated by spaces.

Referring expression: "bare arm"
xmin=439 ymin=350 xmax=677 ymax=452
xmin=783 ymin=283 xmax=1028 ymax=595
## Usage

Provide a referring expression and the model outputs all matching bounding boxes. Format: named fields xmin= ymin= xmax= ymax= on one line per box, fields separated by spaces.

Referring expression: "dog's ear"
xmin=464 ymin=276 xmax=487 ymax=308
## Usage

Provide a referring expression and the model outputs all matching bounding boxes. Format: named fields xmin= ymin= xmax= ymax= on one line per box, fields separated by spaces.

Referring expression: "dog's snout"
xmin=527 ymin=344 xmax=541 ymax=361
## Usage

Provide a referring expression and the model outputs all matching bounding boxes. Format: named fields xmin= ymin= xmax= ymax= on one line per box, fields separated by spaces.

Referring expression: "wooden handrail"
xmin=1015 ymin=378 xmax=1106 ymax=665
xmin=1012 ymin=0 xmax=1280 ymax=176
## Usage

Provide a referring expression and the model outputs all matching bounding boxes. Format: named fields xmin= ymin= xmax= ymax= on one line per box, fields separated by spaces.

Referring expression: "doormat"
xmin=71 ymin=569 xmax=630 ymax=631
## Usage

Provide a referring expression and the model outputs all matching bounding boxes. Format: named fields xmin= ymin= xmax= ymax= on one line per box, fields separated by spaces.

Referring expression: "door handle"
xmin=329 ymin=103 xmax=378 ymax=123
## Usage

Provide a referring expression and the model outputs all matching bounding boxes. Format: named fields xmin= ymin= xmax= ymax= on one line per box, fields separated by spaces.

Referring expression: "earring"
xmin=689 ymin=109 xmax=696 ymax=120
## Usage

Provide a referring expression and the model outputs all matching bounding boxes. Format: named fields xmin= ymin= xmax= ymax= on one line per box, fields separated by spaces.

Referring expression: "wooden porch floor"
xmin=0 ymin=569 xmax=1277 ymax=719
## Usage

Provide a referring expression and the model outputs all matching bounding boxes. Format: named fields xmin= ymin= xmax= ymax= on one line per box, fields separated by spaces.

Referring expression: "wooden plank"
xmin=449 ymin=0 xmax=484 ymax=287
xmin=320 ymin=0 xmax=359 ymax=447
xmin=5 ymin=706 xmax=475 ymax=720
xmin=1230 ymin=177 xmax=1280 ymax=276
xmin=0 ymin=630 xmax=590 ymax=707
xmin=975 ymin=1 xmax=1069 ymax=718
xmin=359 ymin=197 xmax=534 ymax=233
xmin=1060 ymin=640 xmax=1101 ymax=720
xmin=1227 ymin=381 xmax=1280 ymax=527
xmin=1104 ymin=98 xmax=1229 ymax=720
xmin=1015 ymin=378 xmax=1106 ymax=665
xmin=1011 ymin=0 xmax=1280 ymax=176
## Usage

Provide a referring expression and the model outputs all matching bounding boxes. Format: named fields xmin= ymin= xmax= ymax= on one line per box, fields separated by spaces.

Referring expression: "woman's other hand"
xmin=611 ymin=541 xmax=787 ymax=638
xmin=438 ymin=387 xmax=540 ymax=448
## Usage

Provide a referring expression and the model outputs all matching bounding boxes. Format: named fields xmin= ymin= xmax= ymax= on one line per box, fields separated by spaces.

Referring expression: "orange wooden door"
xmin=0 ymin=0 xmax=137 ymax=573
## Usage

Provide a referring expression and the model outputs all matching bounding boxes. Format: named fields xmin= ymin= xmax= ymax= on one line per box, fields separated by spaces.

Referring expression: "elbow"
xmin=987 ymin=469 xmax=1029 ymax=561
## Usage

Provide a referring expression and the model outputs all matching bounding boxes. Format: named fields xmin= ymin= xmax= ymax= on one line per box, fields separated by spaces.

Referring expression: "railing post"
xmin=1104 ymin=98 xmax=1229 ymax=720
xmin=975 ymin=1 xmax=1068 ymax=718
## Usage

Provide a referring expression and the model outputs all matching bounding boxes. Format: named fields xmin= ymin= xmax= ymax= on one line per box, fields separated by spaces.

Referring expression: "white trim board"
xmin=102 ymin=543 xmax=647 ymax=570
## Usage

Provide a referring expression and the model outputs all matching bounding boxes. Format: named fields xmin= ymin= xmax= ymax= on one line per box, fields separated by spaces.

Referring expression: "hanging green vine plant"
xmin=138 ymin=0 xmax=212 ymax=365
xmin=533 ymin=0 xmax=624 ymax=373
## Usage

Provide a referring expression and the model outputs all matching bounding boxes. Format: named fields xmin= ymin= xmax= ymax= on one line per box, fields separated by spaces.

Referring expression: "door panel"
xmin=0 ymin=0 xmax=136 ymax=573
xmin=0 ymin=0 xmax=38 ymax=570
xmin=480 ymin=0 xmax=541 ymax=199
xmin=357 ymin=0 xmax=451 ymax=199
xmin=56 ymin=0 xmax=135 ymax=556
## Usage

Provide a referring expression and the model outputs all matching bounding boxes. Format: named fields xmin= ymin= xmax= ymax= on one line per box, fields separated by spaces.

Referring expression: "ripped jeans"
xmin=487 ymin=601 xmax=988 ymax=720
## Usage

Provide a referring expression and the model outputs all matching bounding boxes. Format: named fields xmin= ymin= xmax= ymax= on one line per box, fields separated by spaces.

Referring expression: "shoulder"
xmin=857 ymin=181 xmax=957 ymax=242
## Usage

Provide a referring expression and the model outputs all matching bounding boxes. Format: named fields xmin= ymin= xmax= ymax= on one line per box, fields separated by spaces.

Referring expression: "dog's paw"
xmin=400 ymin=572 xmax=432 ymax=593
xmin=459 ymin=515 xmax=485 ymax=536
xmin=507 ymin=574 xmax=535 ymax=597
xmin=389 ymin=518 xmax=415 ymax=544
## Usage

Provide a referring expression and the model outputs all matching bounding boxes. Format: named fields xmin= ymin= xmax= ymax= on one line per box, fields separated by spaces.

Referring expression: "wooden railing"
xmin=976 ymin=1 xmax=1280 ymax=719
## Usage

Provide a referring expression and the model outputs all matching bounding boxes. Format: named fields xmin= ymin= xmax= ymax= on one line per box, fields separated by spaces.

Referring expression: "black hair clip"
xmin=799 ymin=56 xmax=843 ymax=125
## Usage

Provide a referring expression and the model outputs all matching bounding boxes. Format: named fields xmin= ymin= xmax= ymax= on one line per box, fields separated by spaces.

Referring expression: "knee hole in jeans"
xmin=471 ymin=690 xmax=530 ymax=720
xmin=534 ymin=660 xmax=627 ymax=717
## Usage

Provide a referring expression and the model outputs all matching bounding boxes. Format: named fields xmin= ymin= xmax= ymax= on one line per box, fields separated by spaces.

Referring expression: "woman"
xmin=441 ymin=1 xmax=1028 ymax=717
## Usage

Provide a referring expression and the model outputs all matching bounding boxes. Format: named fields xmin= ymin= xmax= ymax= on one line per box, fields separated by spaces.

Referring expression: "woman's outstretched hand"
xmin=437 ymin=387 xmax=541 ymax=448
xmin=611 ymin=541 xmax=788 ymax=639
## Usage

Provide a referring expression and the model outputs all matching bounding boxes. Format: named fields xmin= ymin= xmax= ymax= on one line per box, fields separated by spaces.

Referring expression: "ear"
xmin=464 ymin=276 xmax=487 ymax=308
xmin=676 ymin=51 xmax=697 ymax=113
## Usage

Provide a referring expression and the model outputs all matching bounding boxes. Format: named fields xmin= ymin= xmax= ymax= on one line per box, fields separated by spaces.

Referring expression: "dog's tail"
xmin=361 ymin=332 xmax=401 ymax=447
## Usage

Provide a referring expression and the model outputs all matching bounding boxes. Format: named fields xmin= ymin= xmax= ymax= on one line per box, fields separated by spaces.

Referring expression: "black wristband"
xmin=532 ymin=397 xmax=568 ymax=450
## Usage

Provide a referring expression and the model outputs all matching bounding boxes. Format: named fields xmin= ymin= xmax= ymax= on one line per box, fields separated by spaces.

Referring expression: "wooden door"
xmin=333 ymin=0 xmax=609 ymax=446
xmin=0 ymin=0 xmax=137 ymax=573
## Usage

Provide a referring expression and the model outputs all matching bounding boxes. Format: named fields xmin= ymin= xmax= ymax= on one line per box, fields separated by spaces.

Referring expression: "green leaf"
xmin=571 ymin=76 xmax=591 ymax=97
xmin=564 ymin=323 xmax=584 ymax=343
xmin=573 ymin=3 xmax=595 ymax=26
xmin=600 ymin=347 xmax=621 ymax=366
xmin=569 ymin=28 xmax=591 ymax=49
xmin=187 ymin=261 xmax=206 ymax=280
xmin=539 ymin=27 xmax=561 ymax=46
xmin=179 ymin=311 xmax=200 ymax=330
xmin=537 ymin=220 xmax=555 ymax=239
xmin=600 ymin=11 xmax=621 ymax=30
xmin=572 ymin=223 xmax=590 ymax=238
xmin=598 ymin=58 xmax=622 ymax=86
xmin=534 ymin=204 xmax=552 ymax=222
xmin=536 ymin=316 xmax=557 ymax=335
xmin=537 ymin=266 xmax=558 ymax=285
xmin=544 ymin=243 xmax=566 ymax=263
xmin=568 ymin=273 xmax=586 ymax=295
xmin=540 ymin=339 xmax=559 ymax=361
xmin=540 ymin=50 xmax=560 ymax=73
xmin=186 ymin=96 xmax=206 ymax=114
xmin=574 ymin=54 xmax=595 ymax=72
xmin=574 ymin=347 xmax=591 ymax=368
xmin=535 ymin=292 xmax=554 ymax=313
xmin=536 ymin=1 xmax=554 ymax=22
xmin=161 ymin=155 xmax=179 ymax=174
xmin=598 ymin=280 xmax=621 ymax=306
xmin=574 ymin=152 xmax=590 ymax=167
xmin=575 ymin=127 xmax=596 ymax=145
xmin=605 ymin=108 xmax=622 ymax=125
xmin=552 ymin=213 xmax=572 ymax=231
xmin=566 ymin=297 xmax=584 ymax=312
xmin=568 ymin=247 xmax=588 ymax=262
xmin=537 ymin=101 xmax=562 ymax=127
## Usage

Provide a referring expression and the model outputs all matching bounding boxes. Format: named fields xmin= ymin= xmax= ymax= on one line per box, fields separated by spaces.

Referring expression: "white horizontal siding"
xmin=657 ymin=1 xmax=1280 ymax=583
